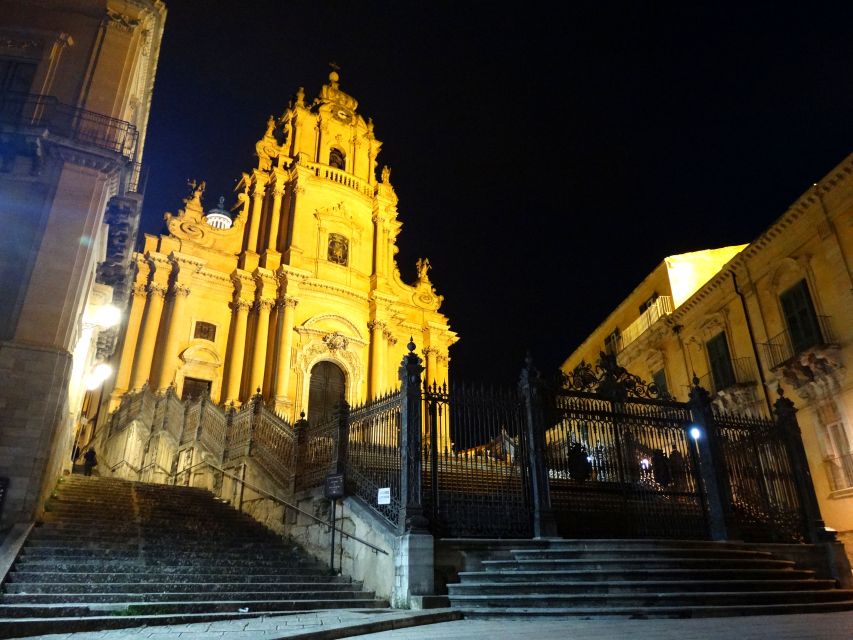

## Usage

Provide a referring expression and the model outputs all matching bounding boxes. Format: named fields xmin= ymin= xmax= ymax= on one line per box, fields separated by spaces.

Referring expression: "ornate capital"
xmin=132 ymin=283 xmax=149 ymax=298
xmin=367 ymin=320 xmax=386 ymax=332
xmin=255 ymin=299 xmax=275 ymax=313
xmin=172 ymin=284 xmax=191 ymax=298
xmin=147 ymin=283 xmax=168 ymax=298
xmin=422 ymin=346 xmax=438 ymax=357
xmin=230 ymin=299 xmax=252 ymax=313
xmin=277 ymin=295 xmax=299 ymax=310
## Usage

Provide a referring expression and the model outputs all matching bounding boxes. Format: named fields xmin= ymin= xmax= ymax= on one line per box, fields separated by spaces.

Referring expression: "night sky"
xmin=140 ymin=2 xmax=853 ymax=385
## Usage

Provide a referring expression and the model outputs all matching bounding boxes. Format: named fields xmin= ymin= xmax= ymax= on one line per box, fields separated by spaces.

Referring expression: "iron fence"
xmin=423 ymin=382 xmax=531 ymax=538
xmin=346 ymin=390 xmax=402 ymax=527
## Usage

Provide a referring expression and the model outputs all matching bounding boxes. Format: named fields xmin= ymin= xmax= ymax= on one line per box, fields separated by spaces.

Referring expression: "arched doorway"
xmin=307 ymin=361 xmax=345 ymax=427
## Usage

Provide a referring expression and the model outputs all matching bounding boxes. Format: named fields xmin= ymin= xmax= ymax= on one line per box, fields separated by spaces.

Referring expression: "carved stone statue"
xmin=416 ymin=257 xmax=431 ymax=281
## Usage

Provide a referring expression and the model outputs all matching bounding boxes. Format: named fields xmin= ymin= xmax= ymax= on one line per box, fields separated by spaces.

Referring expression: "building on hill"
xmin=106 ymin=70 xmax=458 ymax=429
xmin=561 ymin=152 xmax=853 ymax=559
xmin=0 ymin=0 xmax=167 ymax=527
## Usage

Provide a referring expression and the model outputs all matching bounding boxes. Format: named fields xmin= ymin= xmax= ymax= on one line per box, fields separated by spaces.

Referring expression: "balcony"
xmin=824 ymin=451 xmax=853 ymax=492
xmin=618 ymin=296 xmax=674 ymax=351
xmin=698 ymin=357 xmax=758 ymax=394
xmin=761 ymin=315 xmax=836 ymax=370
xmin=305 ymin=161 xmax=374 ymax=197
xmin=0 ymin=92 xmax=138 ymax=159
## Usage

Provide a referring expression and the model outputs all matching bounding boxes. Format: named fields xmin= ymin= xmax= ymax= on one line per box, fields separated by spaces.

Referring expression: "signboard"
xmin=324 ymin=473 xmax=345 ymax=499
xmin=377 ymin=487 xmax=391 ymax=505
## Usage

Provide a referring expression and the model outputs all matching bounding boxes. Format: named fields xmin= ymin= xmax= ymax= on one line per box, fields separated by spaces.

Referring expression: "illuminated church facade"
xmin=111 ymin=71 xmax=457 ymax=425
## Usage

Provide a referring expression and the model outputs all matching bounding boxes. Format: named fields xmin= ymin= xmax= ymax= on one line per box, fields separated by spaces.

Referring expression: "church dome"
xmin=205 ymin=196 xmax=233 ymax=229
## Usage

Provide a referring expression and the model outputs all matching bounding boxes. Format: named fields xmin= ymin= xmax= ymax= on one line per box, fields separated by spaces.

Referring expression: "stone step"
xmin=4 ymin=581 xmax=359 ymax=594
xmin=482 ymin=558 xmax=796 ymax=571
xmin=457 ymin=568 xmax=818 ymax=582
xmin=449 ymin=579 xmax=838 ymax=595
xmin=447 ymin=589 xmax=853 ymax=608
xmin=455 ymin=600 xmax=853 ymax=619
xmin=510 ymin=548 xmax=774 ymax=560
xmin=19 ymin=546 xmax=314 ymax=558
xmin=7 ymin=571 xmax=344 ymax=584
xmin=544 ymin=539 xmax=757 ymax=550
xmin=0 ymin=597 xmax=390 ymax=618
xmin=12 ymin=559 xmax=324 ymax=571
xmin=2 ymin=589 xmax=377 ymax=604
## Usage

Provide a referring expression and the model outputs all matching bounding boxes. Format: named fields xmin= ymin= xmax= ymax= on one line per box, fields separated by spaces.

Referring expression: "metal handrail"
xmin=176 ymin=459 xmax=389 ymax=556
xmin=761 ymin=315 xmax=835 ymax=369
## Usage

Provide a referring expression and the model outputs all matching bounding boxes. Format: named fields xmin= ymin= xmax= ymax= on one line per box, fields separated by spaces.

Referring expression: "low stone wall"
xmin=287 ymin=486 xmax=397 ymax=603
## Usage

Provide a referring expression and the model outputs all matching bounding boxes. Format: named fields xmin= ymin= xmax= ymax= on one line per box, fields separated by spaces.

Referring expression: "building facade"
xmin=0 ymin=0 xmax=166 ymax=526
xmin=562 ymin=153 xmax=853 ymax=558
xmin=108 ymin=71 xmax=458 ymax=428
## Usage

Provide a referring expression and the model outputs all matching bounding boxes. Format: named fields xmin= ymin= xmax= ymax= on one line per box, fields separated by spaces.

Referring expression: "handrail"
xmin=177 ymin=459 xmax=389 ymax=556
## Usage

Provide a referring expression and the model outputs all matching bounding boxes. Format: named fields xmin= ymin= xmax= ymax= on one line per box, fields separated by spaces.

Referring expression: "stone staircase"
xmin=0 ymin=475 xmax=388 ymax=637
xmin=448 ymin=539 xmax=853 ymax=618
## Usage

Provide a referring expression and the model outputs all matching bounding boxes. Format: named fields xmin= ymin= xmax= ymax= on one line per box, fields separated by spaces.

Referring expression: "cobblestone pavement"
xmin=10 ymin=609 xmax=853 ymax=640
xmin=346 ymin=611 xmax=853 ymax=640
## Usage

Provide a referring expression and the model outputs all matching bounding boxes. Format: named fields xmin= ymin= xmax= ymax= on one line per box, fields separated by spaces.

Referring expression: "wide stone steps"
xmin=0 ymin=475 xmax=388 ymax=637
xmin=5 ymin=581 xmax=360 ymax=594
xmin=447 ymin=539 xmax=853 ymax=618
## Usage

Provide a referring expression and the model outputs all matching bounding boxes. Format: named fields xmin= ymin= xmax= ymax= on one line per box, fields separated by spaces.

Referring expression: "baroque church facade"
xmin=110 ymin=71 xmax=458 ymax=426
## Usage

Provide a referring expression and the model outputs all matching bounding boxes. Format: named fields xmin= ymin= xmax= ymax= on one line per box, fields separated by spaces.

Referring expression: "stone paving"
xmin=8 ymin=608 xmax=853 ymax=640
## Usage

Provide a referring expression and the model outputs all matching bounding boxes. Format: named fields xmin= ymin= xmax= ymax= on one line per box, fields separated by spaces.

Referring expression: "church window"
xmin=329 ymin=147 xmax=345 ymax=170
xmin=193 ymin=321 xmax=216 ymax=342
xmin=780 ymin=279 xmax=822 ymax=354
xmin=706 ymin=331 xmax=736 ymax=391
xmin=816 ymin=400 xmax=853 ymax=491
xmin=328 ymin=233 xmax=349 ymax=266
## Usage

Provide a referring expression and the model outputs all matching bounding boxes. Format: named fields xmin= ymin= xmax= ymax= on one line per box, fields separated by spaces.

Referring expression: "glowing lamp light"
xmin=689 ymin=426 xmax=702 ymax=441
xmin=85 ymin=363 xmax=113 ymax=390
xmin=640 ymin=458 xmax=651 ymax=470
xmin=93 ymin=304 xmax=121 ymax=329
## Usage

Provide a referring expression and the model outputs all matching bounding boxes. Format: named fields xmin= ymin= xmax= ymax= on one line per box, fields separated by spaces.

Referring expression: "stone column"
xmin=367 ymin=320 xmax=385 ymax=398
xmin=128 ymin=282 xmax=167 ymax=391
xmin=224 ymin=299 xmax=251 ymax=403
xmin=422 ymin=346 xmax=438 ymax=387
xmin=267 ymin=170 xmax=285 ymax=252
xmin=246 ymin=170 xmax=268 ymax=253
xmin=274 ymin=296 xmax=298 ymax=404
xmin=248 ymin=299 xmax=274 ymax=395
xmin=112 ymin=282 xmax=148 ymax=405
xmin=154 ymin=284 xmax=190 ymax=391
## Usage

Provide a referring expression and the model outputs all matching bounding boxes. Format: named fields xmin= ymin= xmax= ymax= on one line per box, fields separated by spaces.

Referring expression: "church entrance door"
xmin=307 ymin=361 xmax=345 ymax=427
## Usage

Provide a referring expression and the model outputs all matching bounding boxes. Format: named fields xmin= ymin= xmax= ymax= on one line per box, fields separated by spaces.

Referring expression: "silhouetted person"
xmin=83 ymin=448 xmax=98 ymax=476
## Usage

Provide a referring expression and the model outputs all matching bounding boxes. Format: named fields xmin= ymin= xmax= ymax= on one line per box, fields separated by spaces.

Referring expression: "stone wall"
xmin=0 ymin=342 xmax=72 ymax=528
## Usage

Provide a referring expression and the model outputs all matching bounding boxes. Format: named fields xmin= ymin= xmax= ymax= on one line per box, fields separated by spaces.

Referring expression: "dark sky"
xmin=140 ymin=2 xmax=853 ymax=385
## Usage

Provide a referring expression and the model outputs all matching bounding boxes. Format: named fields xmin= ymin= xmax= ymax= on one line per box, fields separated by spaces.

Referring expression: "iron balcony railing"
xmin=0 ymin=91 xmax=138 ymax=159
xmin=824 ymin=451 xmax=853 ymax=492
xmin=619 ymin=296 xmax=674 ymax=351
xmin=698 ymin=356 xmax=758 ymax=395
xmin=761 ymin=315 xmax=836 ymax=370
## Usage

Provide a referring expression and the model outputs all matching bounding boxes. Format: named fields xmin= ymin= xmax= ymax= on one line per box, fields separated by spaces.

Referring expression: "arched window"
xmin=307 ymin=361 xmax=346 ymax=427
xmin=329 ymin=147 xmax=345 ymax=170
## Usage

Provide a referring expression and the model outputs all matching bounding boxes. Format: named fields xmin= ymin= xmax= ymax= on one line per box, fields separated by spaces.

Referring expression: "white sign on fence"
xmin=377 ymin=487 xmax=391 ymax=505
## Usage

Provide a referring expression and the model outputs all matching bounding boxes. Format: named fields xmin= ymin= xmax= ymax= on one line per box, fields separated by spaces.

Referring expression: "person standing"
xmin=83 ymin=448 xmax=98 ymax=476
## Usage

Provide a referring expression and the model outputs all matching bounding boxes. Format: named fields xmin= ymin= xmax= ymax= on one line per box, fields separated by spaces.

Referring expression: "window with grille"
xmin=652 ymin=368 xmax=669 ymax=398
